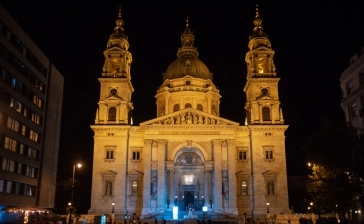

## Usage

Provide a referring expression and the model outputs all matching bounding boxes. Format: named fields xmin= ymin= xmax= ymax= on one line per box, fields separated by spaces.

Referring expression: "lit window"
xmin=33 ymin=95 xmax=42 ymax=108
xmin=7 ymin=117 xmax=20 ymax=132
xmin=241 ymin=181 xmax=248 ymax=195
xmin=31 ymin=113 xmax=41 ymax=125
xmin=108 ymin=107 xmax=116 ymax=121
xmin=2 ymin=158 xmax=15 ymax=172
xmin=132 ymin=181 xmax=138 ymax=195
xmin=29 ymin=130 xmax=39 ymax=142
xmin=262 ymin=107 xmax=271 ymax=121
xmin=4 ymin=136 xmax=17 ymax=152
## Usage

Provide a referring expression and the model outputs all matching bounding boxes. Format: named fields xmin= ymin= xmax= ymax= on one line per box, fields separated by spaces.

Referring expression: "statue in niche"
xmin=105 ymin=180 xmax=112 ymax=195
xmin=160 ymin=106 xmax=165 ymax=116
xmin=267 ymin=181 xmax=274 ymax=195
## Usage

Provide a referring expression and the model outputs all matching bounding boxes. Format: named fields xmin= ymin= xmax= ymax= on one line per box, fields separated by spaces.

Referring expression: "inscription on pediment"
xmin=151 ymin=112 xmax=228 ymax=125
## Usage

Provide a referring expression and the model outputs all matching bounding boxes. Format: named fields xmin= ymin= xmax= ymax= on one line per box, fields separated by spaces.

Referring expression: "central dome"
xmin=163 ymin=56 xmax=212 ymax=80
xmin=163 ymin=18 xmax=213 ymax=81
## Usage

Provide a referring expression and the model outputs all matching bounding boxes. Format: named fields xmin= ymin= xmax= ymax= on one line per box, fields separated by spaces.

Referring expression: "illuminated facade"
xmin=0 ymin=5 xmax=64 ymax=213
xmin=89 ymin=7 xmax=289 ymax=218
xmin=340 ymin=47 xmax=364 ymax=130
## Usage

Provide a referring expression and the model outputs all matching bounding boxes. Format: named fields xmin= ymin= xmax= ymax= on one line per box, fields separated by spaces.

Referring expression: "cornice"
xmin=247 ymin=125 xmax=288 ymax=131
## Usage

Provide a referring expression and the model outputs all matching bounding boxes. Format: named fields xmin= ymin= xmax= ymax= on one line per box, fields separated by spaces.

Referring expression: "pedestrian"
xmin=155 ymin=218 xmax=157 ymax=224
xmin=288 ymin=218 xmax=291 ymax=224
xmin=163 ymin=218 xmax=166 ymax=224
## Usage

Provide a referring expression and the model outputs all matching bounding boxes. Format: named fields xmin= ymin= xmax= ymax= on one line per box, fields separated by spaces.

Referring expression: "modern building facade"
xmin=340 ymin=47 xmax=364 ymax=129
xmin=89 ymin=7 xmax=289 ymax=218
xmin=0 ymin=4 xmax=64 ymax=215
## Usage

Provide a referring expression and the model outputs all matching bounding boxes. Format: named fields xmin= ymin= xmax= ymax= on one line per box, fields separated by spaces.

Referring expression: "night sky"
xmin=1 ymin=0 xmax=364 ymax=194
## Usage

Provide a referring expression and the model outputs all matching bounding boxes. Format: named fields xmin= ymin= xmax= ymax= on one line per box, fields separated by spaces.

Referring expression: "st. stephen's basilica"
xmin=88 ymin=6 xmax=290 ymax=218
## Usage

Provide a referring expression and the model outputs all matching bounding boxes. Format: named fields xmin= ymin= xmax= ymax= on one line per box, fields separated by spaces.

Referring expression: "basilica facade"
xmin=88 ymin=6 xmax=289 ymax=218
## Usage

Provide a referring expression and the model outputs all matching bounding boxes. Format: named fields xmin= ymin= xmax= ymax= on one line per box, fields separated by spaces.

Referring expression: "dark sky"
xmin=2 ymin=0 xmax=364 ymax=184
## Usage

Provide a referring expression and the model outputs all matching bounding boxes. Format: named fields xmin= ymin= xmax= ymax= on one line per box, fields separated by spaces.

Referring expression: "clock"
xmin=261 ymin=88 xmax=269 ymax=95
xmin=110 ymin=88 xmax=118 ymax=96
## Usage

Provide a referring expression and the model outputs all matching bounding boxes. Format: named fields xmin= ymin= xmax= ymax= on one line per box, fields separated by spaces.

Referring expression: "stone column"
xmin=212 ymin=139 xmax=223 ymax=211
xmin=156 ymin=139 xmax=167 ymax=211
xmin=227 ymin=139 xmax=238 ymax=214
xmin=169 ymin=169 xmax=175 ymax=208
xmin=142 ymin=139 xmax=153 ymax=214
xmin=204 ymin=170 xmax=211 ymax=209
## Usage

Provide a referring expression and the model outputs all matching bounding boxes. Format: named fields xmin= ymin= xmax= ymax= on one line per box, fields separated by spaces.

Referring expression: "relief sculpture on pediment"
xmin=151 ymin=112 xmax=227 ymax=126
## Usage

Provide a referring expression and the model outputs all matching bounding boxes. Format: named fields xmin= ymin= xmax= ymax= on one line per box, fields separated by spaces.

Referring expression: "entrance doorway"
xmin=184 ymin=191 xmax=194 ymax=210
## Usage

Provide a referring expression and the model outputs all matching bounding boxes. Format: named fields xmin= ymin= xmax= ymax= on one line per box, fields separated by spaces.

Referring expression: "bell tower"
xmin=244 ymin=5 xmax=284 ymax=125
xmin=95 ymin=6 xmax=134 ymax=124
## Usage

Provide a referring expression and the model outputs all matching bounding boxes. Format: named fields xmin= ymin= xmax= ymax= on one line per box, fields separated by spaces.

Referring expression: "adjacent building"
xmin=0 ymin=3 xmax=64 ymax=218
xmin=89 ymin=7 xmax=289 ymax=218
xmin=340 ymin=47 xmax=364 ymax=129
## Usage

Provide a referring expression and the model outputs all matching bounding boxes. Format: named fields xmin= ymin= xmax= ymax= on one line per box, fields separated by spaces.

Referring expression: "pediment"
xmin=140 ymin=108 xmax=239 ymax=126
xmin=104 ymin=95 xmax=123 ymax=101
xmin=256 ymin=95 xmax=274 ymax=100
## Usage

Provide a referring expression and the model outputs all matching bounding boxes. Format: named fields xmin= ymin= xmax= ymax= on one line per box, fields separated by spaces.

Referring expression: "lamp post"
xmin=267 ymin=202 xmax=270 ymax=214
xmin=310 ymin=202 xmax=313 ymax=214
xmin=111 ymin=201 xmax=115 ymax=224
xmin=69 ymin=163 xmax=82 ymax=224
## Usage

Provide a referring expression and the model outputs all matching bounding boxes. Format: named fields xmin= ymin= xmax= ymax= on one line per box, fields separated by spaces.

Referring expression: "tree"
xmin=302 ymin=119 xmax=364 ymax=215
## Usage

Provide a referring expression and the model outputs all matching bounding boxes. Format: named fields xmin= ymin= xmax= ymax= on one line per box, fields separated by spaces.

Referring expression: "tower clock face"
xmin=110 ymin=88 xmax=118 ymax=96
xmin=261 ymin=88 xmax=269 ymax=95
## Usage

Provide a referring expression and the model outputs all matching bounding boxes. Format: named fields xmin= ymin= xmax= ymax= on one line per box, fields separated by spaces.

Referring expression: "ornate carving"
xmin=150 ymin=112 xmax=228 ymax=126
xmin=212 ymin=139 xmax=223 ymax=147
xmin=144 ymin=139 xmax=154 ymax=146
xmin=226 ymin=139 xmax=235 ymax=146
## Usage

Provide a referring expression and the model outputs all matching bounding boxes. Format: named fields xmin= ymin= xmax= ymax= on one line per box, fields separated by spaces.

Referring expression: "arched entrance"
xmin=174 ymin=150 xmax=205 ymax=211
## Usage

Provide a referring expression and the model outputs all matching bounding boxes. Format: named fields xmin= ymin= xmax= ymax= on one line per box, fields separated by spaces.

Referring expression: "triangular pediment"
xmin=256 ymin=95 xmax=274 ymax=100
xmin=140 ymin=108 xmax=239 ymax=126
xmin=104 ymin=95 xmax=123 ymax=101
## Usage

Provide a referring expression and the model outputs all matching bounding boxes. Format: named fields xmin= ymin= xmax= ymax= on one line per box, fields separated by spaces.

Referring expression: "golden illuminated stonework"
xmin=89 ymin=6 xmax=289 ymax=218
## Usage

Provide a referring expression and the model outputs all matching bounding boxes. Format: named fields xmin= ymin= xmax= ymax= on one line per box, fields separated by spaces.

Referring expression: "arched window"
xmin=173 ymin=104 xmax=180 ymax=112
xmin=185 ymin=103 xmax=192 ymax=109
xmin=197 ymin=104 xmax=203 ymax=111
xmin=241 ymin=181 xmax=248 ymax=195
xmin=108 ymin=107 xmax=116 ymax=121
xmin=132 ymin=181 xmax=138 ymax=195
xmin=262 ymin=107 xmax=271 ymax=121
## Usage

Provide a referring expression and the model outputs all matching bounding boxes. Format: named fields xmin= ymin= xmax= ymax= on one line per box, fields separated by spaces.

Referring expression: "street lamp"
xmin=69 ymin=163 xmax=82 ymax=224
xmin=267 ymin=202 xmax=270 ymax=213
xmin=111 ymin=201 xmax=115 ymax=224
xmin=310 ymin=202 xmax=313 ymax=214
xmin=308 ymin=207 xmax=311 ymax=213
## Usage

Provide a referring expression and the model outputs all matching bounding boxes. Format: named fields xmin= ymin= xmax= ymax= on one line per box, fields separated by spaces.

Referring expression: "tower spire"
xmin=114 ymin=5 xmax=124 ymax=33
xmin=177 ymin=17 xmax=198 ymax=57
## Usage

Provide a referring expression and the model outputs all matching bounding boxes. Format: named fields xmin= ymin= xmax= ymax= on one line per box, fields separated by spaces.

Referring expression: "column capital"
xmin=144 ymin=139 xmax=154 ymax=146
xmin=155 ymin=139 xmax=167 ymax=146
xmin=212 ymin=139 xmax=223 ymax=146
xmin=226 ymin=139 xmax=235 ymax=146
